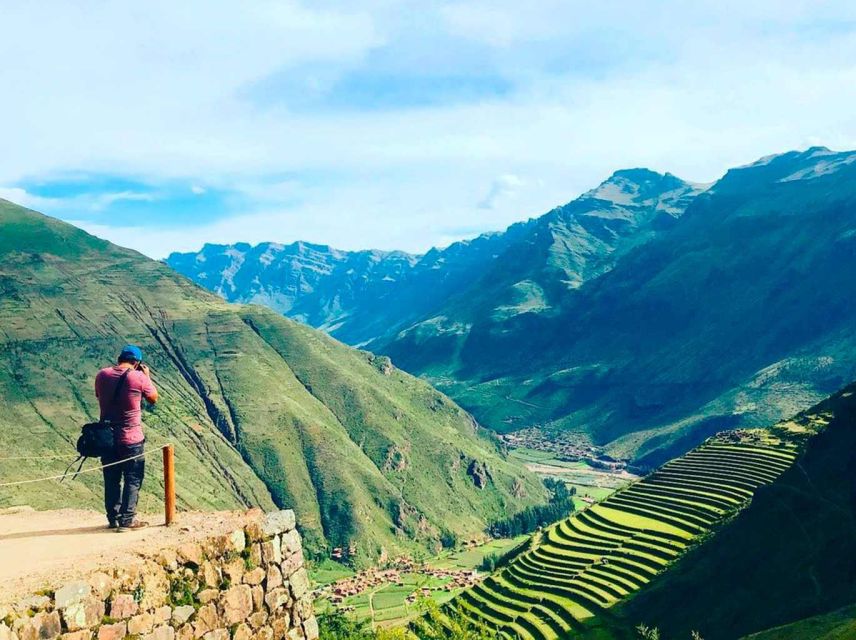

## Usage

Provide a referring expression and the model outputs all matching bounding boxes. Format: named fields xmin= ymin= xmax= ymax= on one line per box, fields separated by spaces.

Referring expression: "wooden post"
xmin=163 ymin=444 xmax=176 ymax=526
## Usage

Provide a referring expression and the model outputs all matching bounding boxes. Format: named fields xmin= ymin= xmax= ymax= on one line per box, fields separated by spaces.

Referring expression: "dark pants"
xmin=102 ymin=441 xmax=145 ymax=526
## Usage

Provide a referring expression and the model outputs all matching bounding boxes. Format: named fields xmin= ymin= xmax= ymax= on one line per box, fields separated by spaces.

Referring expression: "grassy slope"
xmin=741 ymin=602 xmax=856 ymax=640
xmin=612 ymin=382 xmax=856 ymax=640
xmin=438 ymin=379 xmax=853 ymax=640
xmin=0 ymin=203 xmax=274 ymax=515
xmin=242 ymin=310 xmax=542 ymax=548
xmin=0 ymin=200 xmax=545 ymax=560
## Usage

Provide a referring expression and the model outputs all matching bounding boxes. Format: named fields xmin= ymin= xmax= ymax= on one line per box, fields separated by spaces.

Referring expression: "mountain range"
xmin=4 ymin=146 xmax=856 ymax=639
xmin=0 ymin=198 xmax=545 ymax=562
xmin=168 ymin=169 xmax=702 ymax=349
xmin=169 ymin=147 xmax=856 ymax=468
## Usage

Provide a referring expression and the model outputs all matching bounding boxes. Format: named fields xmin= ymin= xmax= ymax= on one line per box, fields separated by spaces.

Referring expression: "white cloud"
xmin=1 ymin=1 xmax=856 ymax=257
xmin=191 ymin=185 xmax=206 ymax=195
xmin=478 ymin=174 xmax=526 ymax=210
xmin=0 ymin=187 xmax=60 ymax=211
xmin=91 ymin=191 xmax=155 ymax=210
xmin=0 ymin=186 xmax=155 ymax=214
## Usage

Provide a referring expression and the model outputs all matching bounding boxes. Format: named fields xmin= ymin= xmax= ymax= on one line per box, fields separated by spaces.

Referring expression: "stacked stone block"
xmin=0 ymin=511 xmax=317 ymax=640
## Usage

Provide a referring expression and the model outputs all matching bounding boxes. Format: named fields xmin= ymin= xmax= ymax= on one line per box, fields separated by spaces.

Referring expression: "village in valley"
xmin=311 ymin=538 xmax=524 ymax=626
xmin=317 ymin=558 xmax=482 ymax=605
xmin=500 ymin=430 xmax=638 ymax=509
xmin=308 ymin=430 xmax=640 ymax=627
xmin=500 ymin=428 xmax=629 ymax=471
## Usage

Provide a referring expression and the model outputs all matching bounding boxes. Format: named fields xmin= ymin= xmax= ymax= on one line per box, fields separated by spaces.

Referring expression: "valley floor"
xmin=312 ymin=447 xmax=637 ymax=630
xmin=312 ymin=536 xmax=528 ymax=628
xmin=508 ymin=447 xmax=637 ymax=507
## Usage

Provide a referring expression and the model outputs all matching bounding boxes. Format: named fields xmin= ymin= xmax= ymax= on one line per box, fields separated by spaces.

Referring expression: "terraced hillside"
xmin=615 ymin=382 xmax=855 ymax=640
xmin=447 ymin=432 xmax=800 ymax=639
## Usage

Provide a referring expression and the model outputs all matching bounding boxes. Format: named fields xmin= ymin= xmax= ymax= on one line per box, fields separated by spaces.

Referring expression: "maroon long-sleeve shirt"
xmin=95 ymin=365 xmax=157 ymax=446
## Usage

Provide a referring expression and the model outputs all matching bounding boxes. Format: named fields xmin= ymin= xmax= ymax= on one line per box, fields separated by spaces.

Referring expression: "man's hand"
xmin=139 ymin=363 xmax=151 ymax=377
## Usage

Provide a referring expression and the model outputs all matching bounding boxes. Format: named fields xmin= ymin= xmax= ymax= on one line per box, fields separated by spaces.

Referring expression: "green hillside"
xmin=380 ymin=169 xmax=701 ymax=349
xmin=435 ymin=374 xmax=856 ymax=640
xmin=742 ymin=603 xmax=856 ymax=640
xmin=0 ymin=199 xmax=545 ymax=561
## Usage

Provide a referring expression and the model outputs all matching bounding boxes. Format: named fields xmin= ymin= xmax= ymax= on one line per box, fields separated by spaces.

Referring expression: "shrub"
xmin=478 ymin=552 xmax=500 ymax=572
xmin=318 ymin=610 xmax=376 ymax=640
xmin=439 ymin=529 xmax=457 ymax=549
xmin=410 ymin=601 xmax=499 ymax=640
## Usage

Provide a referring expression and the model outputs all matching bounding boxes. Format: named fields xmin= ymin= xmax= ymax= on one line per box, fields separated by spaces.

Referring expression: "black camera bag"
xmin=77 ymin=369 xmax=131 ymax=458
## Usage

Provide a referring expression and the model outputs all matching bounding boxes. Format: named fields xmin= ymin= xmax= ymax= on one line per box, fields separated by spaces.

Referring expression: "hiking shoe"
xmin=116 ymin=520 xmax=149 ymax=533
xmin=107 ymin=521 xmax=119 ymax=530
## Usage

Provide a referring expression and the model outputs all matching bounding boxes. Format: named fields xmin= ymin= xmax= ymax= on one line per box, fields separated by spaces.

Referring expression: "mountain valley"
xmin=4 ymin=147 xmax=856 ymax=640
xmin=169 ymin=148 xmax=856 ymax=471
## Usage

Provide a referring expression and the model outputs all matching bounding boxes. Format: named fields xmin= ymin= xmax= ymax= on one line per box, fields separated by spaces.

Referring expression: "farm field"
xmin=433 ymin=535 xmax=529 ymax=571
xmin=448 ymin=430 xmax=802 ymax=639
xmin=313 ymin=535 xmax=527 ymax=628
xmin=509 ymin=447 xmax=636 ymax=507
xmin=310 ymin=559 xmax=356 ymax=586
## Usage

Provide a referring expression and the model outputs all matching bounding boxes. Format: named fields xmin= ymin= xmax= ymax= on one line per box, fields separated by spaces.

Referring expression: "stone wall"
xmin=0 ymin=511 xmax=317 ymax=640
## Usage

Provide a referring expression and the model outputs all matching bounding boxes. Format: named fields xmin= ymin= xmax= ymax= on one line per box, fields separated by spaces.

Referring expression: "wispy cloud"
xmin=90 ymin=191 xmax=156 ymax=210
xmin=0 ymin=187 xmax=60 ymax=211
xmin=0 ymin=186 xmax=155 ymax=213
xmin=478 ymin=174 xmax=527 ymax=210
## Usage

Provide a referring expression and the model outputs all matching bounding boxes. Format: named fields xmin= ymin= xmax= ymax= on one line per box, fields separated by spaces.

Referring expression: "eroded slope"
xmin=0 ymin=200 xmax=544 ymax=561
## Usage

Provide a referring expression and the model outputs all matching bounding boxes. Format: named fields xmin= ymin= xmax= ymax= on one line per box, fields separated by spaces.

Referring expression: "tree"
xmin=409 ymin=600 xmax=499 ymax=640
xmin=636 ymin=625 xmax=704 ymax=640
xmin=319 ymin=610 xmax=376 ymax=640
xmin=637 ymin=624 xmax=661 ymax=640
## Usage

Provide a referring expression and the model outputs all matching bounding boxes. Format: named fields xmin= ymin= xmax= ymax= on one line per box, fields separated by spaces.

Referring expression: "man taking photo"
xmin=95 ymin=344 xmax=158 ymax=532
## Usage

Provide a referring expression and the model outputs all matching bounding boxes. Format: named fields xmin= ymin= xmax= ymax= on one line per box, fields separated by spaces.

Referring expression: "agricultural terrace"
xmin=445 ymin=431 xmax=800 ymax=640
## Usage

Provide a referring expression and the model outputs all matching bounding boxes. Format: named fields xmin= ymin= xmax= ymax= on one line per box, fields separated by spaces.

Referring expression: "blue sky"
xmin=1 ymin=1 xmax=855 ymax=258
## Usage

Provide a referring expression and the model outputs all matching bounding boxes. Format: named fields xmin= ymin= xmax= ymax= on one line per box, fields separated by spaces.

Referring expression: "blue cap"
xmin=119 ymin=344 xmax=143 ymax=362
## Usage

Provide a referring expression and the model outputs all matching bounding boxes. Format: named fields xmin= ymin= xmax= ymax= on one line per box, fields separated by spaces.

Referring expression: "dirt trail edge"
xmin=0 ymin=507 xmax=255 ymax=604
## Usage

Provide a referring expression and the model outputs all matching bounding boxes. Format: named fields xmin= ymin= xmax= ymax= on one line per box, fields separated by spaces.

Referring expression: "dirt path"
xmin=0 ymin=507 xmax=253 ymax=604
xmin=523 ymin=462 xmax=635 ymax=478
xmin=368 ymin=586 xmax=378 ymax=630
